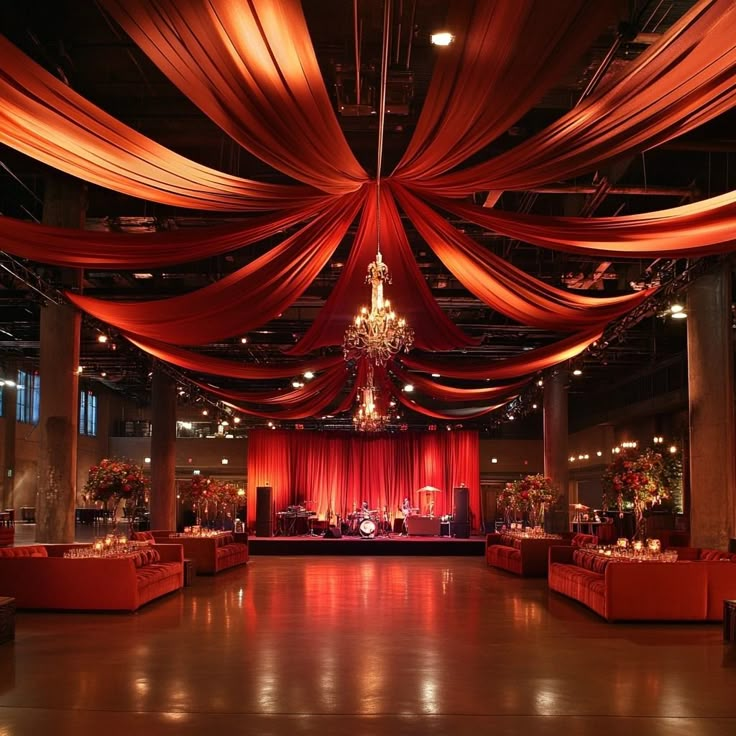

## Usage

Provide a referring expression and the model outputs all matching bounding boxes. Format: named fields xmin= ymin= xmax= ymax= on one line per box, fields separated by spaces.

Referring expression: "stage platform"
xmin=249 ymin=534 xmax=486 ymax=556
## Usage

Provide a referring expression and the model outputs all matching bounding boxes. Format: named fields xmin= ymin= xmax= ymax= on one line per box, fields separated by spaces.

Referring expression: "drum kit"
xmin=344 ymin=507 xmax=391 ymax=538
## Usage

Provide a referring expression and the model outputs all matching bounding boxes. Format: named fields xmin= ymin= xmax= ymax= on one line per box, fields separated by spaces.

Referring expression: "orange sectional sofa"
xmin=144 ymin=530 xmax=248 ymax=575
xmin=548 ymin=546 xmax=736 ymax=622
xmin=0 ymin=543 xmax=184 ymax=612
xmin=486 ymin=532 xmax=595 ymax=577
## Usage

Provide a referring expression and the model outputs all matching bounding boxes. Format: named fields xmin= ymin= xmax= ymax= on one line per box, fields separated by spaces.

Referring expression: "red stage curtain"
xmin=289 ymin=182 xmax=478 ymax=353
xmin=428 ymin=190 xmax=736 ymax=258
xmin=393 ymin=0 xmax=618 ymax=181
xmin=246 ymin=429 xmax=480 ymax=531
xmin=66 ymin=189 xmax=365 ymax=344
xmin=393 ymin=184 xmax=652 ymax=330
xmin=103 ymin=0 xmax=366 ymax=194
xmin=0 ymin=35 xmax=319 ymax=211
xmin=400 ymin=327 xmax=603 ymax=380
xmin=403 ymin=0 xmax=736 ymax=195
xmin=125 ymin=334 xmax=343 ymax=379
xmin=0 ymin=198 xmax=332 ymax=268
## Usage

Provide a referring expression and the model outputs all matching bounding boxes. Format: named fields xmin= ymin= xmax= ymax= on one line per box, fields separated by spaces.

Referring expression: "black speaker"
xmin=453 ymin=486 xmax=469 ymax=524
xmin=324 ymin=525 xmax=342 ymax=539
xmin=255 ymin=486 xmax=273 ymax=537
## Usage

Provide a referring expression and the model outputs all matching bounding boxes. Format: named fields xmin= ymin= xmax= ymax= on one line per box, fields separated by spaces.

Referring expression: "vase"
xmin=633 ymin=502 xmax=646 ymax=541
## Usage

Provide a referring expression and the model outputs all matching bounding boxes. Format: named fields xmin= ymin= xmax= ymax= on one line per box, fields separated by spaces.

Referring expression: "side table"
xmin=0 ymin=596 xmax=16 ymax=644
xmin=183 ymin=559 xmax=195 ymax=587
xmin=724 ymin=600 xmax=736 ymax=642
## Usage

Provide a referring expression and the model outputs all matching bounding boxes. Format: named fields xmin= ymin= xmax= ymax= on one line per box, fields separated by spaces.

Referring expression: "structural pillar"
xmin=544 ymin=369 xmax=569 ymax=533
xmin=687 ymin=265 xmax=736 ymax=549
xmin=36 ymin=175 xmax=84 ymax=543
xmin=150 ymin=366 xmax=177 ymax=530
xmin=2 ymin=367 xmax=17 ymax=510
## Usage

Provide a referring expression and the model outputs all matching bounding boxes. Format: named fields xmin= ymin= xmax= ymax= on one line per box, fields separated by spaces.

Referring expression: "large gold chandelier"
xmin=343 ymin=244 xmax=414 ymax=366
xmin=353 ymin=363 xmax=389 ymax=432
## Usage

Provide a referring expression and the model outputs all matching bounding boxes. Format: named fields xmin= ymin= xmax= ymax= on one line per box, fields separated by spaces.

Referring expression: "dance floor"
xmin=2 ymin=553 xmax=736 ymax=735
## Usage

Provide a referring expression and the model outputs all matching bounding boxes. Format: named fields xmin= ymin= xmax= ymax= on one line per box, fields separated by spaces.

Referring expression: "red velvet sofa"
xmin=486 ymin=532 xmax=596 ymax=577
xmin=0 ymin=543 xmax=184 ymax=611
xmin=142 ymin=530 xmax=248 ymax=575
xmin=548 ymin=546 xmax=736 ymax=621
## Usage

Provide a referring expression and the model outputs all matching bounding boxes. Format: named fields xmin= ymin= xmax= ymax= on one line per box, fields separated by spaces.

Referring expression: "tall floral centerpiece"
xmin=513 ymin=474 xmax=558 ymax=528
xmin=84 ymin=458 xmax=149 ymax=526
xmin=497 ymin=483 xmax=522 ymax=527
xmin=180 ymin=474 xmax=215 ymax=525
xmin=602 ymin=447 xmax=672 ymax=540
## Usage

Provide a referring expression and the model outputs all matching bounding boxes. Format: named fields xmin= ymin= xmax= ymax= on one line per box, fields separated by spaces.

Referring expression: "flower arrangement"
xmin=179 ymin=476 xmax=243 ymax=527
xmin=83 ymin=458 xmax=149 ymax=515
xmin=601 ymin=447 xmax=674 ymax=538
xmin=498 ymin=474 xmax=558 ymax=527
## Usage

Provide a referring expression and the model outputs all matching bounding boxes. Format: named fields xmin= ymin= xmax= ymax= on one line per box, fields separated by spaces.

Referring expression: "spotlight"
xmin=303 ymin=371 xmax=314 ymax=380
xmin=430 ymin=31 xmax=454 ymax=46
xmin=572 ymin=368 xmax=582 ymax=376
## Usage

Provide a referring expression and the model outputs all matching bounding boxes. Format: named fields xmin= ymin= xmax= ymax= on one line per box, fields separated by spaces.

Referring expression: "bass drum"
xmin=359 ymin=518 xmax=377 ymax=538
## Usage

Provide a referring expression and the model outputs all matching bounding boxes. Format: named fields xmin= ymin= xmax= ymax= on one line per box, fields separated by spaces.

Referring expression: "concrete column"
xmin=36 ymin=304 xmax=81 ymax=542
xmin=36 ymin=176 xmax=84 ymax=543
xmin=150 ymin=366 xmax=177 ymax=530
xmin=2 ymin=369 xmax=17 ymax=510
xmin=544 ymin=369 xmax=569 ymax=533
xmin=687 ymin=265 xmax=736 ymax=549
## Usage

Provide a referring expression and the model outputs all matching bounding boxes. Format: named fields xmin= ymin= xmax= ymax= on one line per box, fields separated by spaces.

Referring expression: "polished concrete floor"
xmin=1 ymin=551 xmax=736 ymax=735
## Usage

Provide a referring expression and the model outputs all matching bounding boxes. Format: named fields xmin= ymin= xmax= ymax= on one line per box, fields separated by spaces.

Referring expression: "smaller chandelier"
xmin=353 ymin=364 xmax=389 ymax=432
xmin=344 ymin=251 xmax=414 ymax=366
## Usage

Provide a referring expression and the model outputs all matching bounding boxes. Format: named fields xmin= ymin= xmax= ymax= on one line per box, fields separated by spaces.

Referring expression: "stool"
xmin=724 ymin=600 xmax=736 ymax=642
xmin=0 ymin=597 xmax=16 ymax=644
xmin=183 ymin=558 xmax=195 ymax=587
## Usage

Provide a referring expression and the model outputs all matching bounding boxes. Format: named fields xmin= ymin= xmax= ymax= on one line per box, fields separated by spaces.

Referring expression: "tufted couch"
xmin=141 ymin=530 xmax=248 ymax=575
xmin=548 ymin=546 xmax=736 ymax=621
xmin=486 ymin=532 xmax=596 ymax=577
xmin=0 ymin=543 xmax=184 ymax=611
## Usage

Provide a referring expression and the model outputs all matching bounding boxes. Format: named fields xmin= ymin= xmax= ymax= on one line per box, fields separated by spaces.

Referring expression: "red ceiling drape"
xmin=66 ymin=189 xmax=364 ymax=344
xmin=103 ymin=0 xmax=367 ymax=194
xmin=0 ymin=34 xmax=319 ymax=211
xmin=388 ymin=364 xmax=528 ymax=403
xmin=289 ymin=182 xmax=478 ymax=354
xmin=393 ymin=0 xmax=619 ymax=181
xmin=246 ymin=429 xmax=480 ymax=530
xmin=428 ymin=190 xmax=736 ymax=258
xmin=0 ymin=198 xmax=332 ymax=268
xmin=125 ymin=334 xmax=343 ymax=380
xmin=403 ymin=0 xmax=736 ymax=195
xmin=393 ymin=183 xmax=651 ymax=330
xmin=400 ymin=327 xmax=604 ymax=380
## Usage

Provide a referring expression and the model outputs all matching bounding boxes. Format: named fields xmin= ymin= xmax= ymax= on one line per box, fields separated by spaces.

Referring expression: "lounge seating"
xmin=486 ymin=532 xmax=594 ymax=577
xmin=548 ymin=546 xmax=736 ymax=621
xmin=0 ymin=543 xmax=184 ymax=611
xmin=141 ymin=530 xmax=248 ymax=575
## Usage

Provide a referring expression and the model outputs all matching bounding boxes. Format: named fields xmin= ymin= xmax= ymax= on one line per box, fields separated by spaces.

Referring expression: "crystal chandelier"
xmin=343 ymin=245 xmax=414 ymax=366
xmin=353 ymin=363 xmax=389 ymax=432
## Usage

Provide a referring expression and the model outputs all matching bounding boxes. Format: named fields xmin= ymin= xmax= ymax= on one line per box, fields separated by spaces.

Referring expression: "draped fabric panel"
xmin=66 ymin=189 xmax=365 ymax=344
xmin=103 ymin=0 xmax=366 ymax=194
xmin=404 ymin=0 xmax=736 ymax=195
xmin=0 ymin=34 xmax=318 ymax=211
xmin=0 ymin=198 xmax=332 ymax=267
xmin=401 ymin=327 xmax=604 ymax=380
xmin=125 ymin=334 xmax=343 ymax=379
xmin=390 ymin=387 xmax=513 ymax=421
xmin=393 ymin=184 xmax=652 ymax=330
xmin=222 ymin=376 xmax=357 ymax=420
xmin=194 ymin=362 xmax=347 ymax=405
xmin=246 ymin=429 xmax=480 ymax=531
xmin=393 ymin=0 xmax=619 ymax=181
xmin=389 ymin=364 xmax=528 ymax=402
xmin=289 ymin=182 xmax=478 ymax=353
xmin=428 ymin=191 xmax=736 ymax=258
